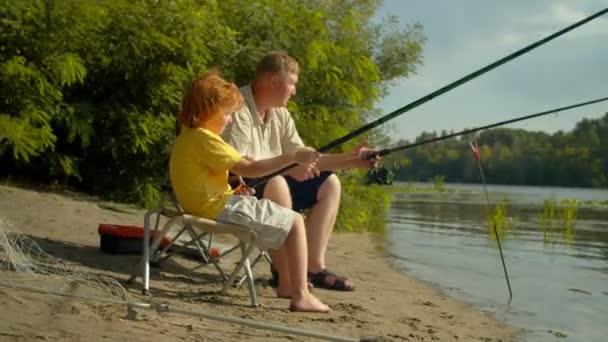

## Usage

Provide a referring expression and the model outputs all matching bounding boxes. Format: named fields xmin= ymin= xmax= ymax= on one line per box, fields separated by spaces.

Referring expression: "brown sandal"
xmin=270 ymin=268 xmax=314 ymax=289
xmin=308 ymin=269 xmax=355 ymax=291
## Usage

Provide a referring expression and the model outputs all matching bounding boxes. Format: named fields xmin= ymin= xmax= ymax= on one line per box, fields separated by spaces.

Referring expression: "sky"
xmin=375 ymin=1 xmax=608 ymax=141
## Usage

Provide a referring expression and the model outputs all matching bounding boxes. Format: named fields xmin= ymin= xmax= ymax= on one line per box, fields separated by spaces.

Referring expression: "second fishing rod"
xmin=373 ymin=96 xmax=608 ymax=158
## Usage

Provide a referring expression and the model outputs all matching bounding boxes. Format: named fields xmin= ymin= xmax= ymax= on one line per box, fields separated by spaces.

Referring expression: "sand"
xmin=0 ymin=184 xmax=519 ymax=341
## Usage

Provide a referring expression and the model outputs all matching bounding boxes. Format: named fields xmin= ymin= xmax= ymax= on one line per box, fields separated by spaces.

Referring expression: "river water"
xmin=386 ymin=183 xmax=608 ymax=341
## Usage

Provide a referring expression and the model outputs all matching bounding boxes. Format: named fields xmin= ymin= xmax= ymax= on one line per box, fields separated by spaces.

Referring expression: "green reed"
xmin=539 ymin=199 xmax=577 ymax=245
xmin=431 ymin=175 xmax=446 ymax=192
xmin=487 ymin=200 xmax=516 ymax=241
xmin=392 ymin=181 xmax=459 ymax=194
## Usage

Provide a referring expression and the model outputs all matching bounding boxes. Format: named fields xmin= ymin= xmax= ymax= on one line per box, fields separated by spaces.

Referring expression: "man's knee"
xmin=318 ymin=174 xmax=341 ymax=202
xmin=264 ymin=176 xmax=293 ymax=208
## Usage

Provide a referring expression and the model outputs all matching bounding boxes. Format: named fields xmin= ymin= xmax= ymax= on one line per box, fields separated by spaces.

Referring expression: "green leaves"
xmin=374 ymin=21 xmax=426 ymax=82
xmin=337 ymin=173 xmax=393 ymax=233
xmin=0 ymin=112 xmax=55 ymax=161
xmin=1 ymin=0 xmax=425 ymax=225
xmin=124 ymin=108 xmax=174 ymax=155
xmin=46 ymin=53 xmax=87 ymax=87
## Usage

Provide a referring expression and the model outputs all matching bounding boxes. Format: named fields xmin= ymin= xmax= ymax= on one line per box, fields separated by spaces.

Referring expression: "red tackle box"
xmin=98 ymin=223 xmax=171 ymax=255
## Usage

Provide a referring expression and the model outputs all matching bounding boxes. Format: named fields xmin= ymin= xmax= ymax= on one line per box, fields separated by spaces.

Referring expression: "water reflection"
xmin=391 ymin=191 xmax=608 ymax=260
xmin=387 ymin=184 xmax=608 ymax=342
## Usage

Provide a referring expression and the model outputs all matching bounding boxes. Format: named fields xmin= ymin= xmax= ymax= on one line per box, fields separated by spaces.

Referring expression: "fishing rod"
xmin=248 ymin=8 xmax=608 ymax=188
xmin=374 ymin=96 xmax=608 ymax=157
xmin=469 ymin=140 xmax=513 ymax=303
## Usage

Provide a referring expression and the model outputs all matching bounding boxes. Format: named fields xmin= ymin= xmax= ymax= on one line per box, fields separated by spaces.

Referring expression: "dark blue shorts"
xmin=246 ymin=171 xmax=334 ymax=212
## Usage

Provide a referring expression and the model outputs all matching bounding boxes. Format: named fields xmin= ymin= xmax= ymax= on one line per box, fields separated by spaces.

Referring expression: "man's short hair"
xmin=255 ymin=51 xmax=300 ymax=77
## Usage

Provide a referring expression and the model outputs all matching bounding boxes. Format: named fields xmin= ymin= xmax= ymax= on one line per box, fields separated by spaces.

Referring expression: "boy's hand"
xmin=229 ymin=175 xmax=256 ymax=196
xmin=234 ymin=185 xmax=256 ymax=196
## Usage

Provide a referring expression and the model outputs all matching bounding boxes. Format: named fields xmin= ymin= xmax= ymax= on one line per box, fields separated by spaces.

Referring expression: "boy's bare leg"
xmin=261 ymin=176 xmax=291 ymax=284
xmin=274 ymin=245 xmax=291 ymax=298
xmin=283 ymin=214 xmax=329 ymax=313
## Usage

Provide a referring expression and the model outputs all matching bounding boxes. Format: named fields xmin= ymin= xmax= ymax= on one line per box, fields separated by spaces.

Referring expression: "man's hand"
xmin=287 ymin=147 xmax=321 ymax=181
xmin=287 ymin=164 xmax=320 ymax=182
xmin=293 ymin=147 xmax=321 ymax=165
xmin=351 ymin=142 xmax=379 ymax=169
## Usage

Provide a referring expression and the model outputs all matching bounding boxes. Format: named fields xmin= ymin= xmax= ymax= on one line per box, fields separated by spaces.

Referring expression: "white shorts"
xmin=216 ymin=195 xmax=297 ymax=250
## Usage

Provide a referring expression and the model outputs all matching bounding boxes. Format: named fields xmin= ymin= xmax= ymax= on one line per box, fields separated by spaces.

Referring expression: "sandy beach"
xmin=0 ymin=184 xmax=519 ymax=341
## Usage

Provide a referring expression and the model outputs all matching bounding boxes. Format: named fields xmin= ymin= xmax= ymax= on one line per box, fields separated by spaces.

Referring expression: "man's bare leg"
xmin=305 ymin=175 xmax=354 ymax=290
xmin=305 ymin=174 xmax=340 ymax=272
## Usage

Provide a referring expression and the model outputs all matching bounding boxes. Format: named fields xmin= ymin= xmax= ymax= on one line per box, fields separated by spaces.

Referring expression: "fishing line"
xmin=248 ymin=8 xmax=608 ymax=188
xmin=374 ymin=96 xmax=608 ymax=157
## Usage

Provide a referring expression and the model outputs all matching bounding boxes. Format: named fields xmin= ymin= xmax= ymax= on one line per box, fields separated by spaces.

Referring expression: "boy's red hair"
xmin=179 ymin=71 xmax=243 ymax=129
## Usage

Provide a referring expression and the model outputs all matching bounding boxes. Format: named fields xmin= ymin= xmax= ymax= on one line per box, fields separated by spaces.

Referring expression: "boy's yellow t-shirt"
xmin=169 ymin=127 xmax=241 ymax=219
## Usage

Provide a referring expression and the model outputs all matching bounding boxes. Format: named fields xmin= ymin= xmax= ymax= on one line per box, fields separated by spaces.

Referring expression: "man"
xmin=223 ymin=51 xmax=377 ymax=291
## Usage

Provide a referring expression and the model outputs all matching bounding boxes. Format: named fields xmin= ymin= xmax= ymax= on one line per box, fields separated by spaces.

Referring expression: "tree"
xmin=0 ymin=0 xmax=426 ymax=232
xmin=388 ymin=114 xmax=608 ymax=188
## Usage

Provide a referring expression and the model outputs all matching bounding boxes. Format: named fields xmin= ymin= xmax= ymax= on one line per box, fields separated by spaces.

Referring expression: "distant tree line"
xmin=386 ymin=113 xmax=608 ymax=188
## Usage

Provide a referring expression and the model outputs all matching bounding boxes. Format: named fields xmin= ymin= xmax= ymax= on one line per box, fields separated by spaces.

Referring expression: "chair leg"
xmin=236 ymin=250 xmax=270 ymax=287
xmin=174 ymin=228 xmax=231 ymax=280
xmin=153 ymin=225 xmax=189 ymax=264
xmin=131 ymin=212 xmax=183 ymax=295
xmin=128 ymin=208 xmax=158 ymax=287
xmin=184 ymin=227 xmax=211 ymax=263
xmin=221 ymin=241 xmax=258 ymax=307
xmin=241 ymin=244 xmax=258 ymax=307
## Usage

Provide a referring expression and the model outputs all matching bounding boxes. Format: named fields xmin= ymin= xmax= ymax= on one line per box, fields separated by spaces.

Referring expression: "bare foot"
xmin=276 ymin=281 xmax=293 ymax=299
xmin=276 ymin=289 xmax=291 ymax=299
xmin=289 ymin=294 xmax=330 ymax=313
xmin=276 ymin=283 xmax=314 ymax=299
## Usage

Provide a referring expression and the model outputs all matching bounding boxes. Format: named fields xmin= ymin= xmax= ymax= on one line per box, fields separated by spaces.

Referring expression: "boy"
xmin=170 ymin=71 xmax=329 ymax=312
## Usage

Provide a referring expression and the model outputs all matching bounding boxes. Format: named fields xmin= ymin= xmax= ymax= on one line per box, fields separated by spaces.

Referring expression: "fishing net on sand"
xmin=0 ymin=216 xmax=367 ymax=342
xmin=0 ymin=216 xmax=130 ymax=303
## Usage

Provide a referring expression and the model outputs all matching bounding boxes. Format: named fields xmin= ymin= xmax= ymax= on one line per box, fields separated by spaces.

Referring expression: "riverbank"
xmin=0 ymin=184 xmax=518 ymax=341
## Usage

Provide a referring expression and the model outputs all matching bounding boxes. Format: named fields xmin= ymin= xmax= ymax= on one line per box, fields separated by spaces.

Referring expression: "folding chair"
xmin=128 ymin=189 xmax=271 ymax=307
